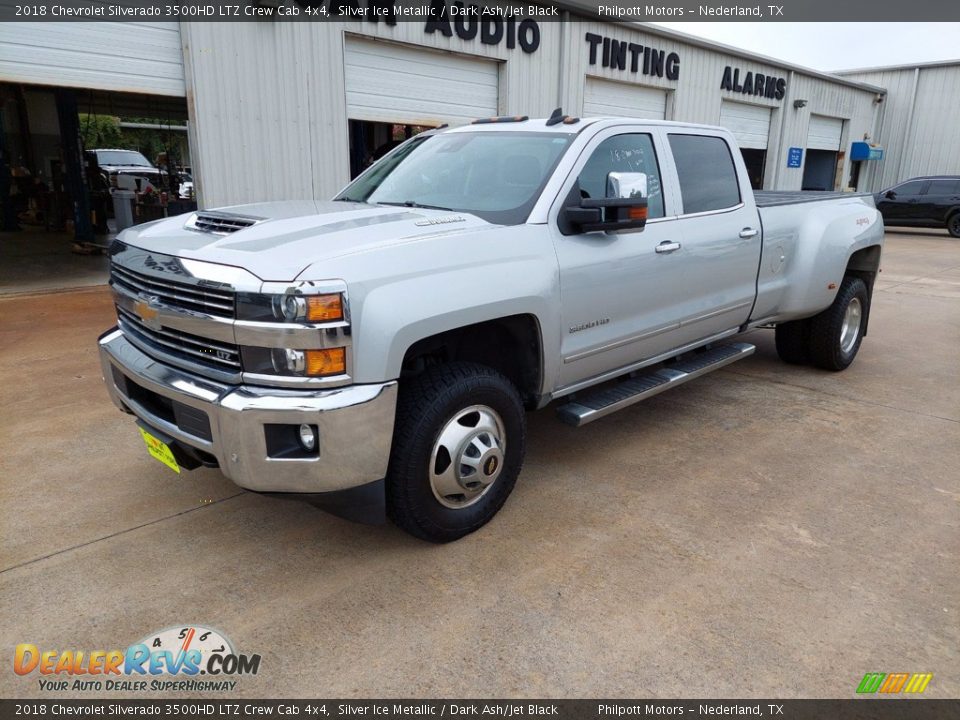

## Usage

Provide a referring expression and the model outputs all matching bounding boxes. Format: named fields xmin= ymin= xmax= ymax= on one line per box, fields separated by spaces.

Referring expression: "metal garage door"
xmin=583 ymin=77 xmax=667 ymax=119
xmin=719 ymin=101 xmax=771 ymax=149
xmin=807 ymin=115 xmax=844 ymax=150
xmin=0 ymin=22 xmax=185 ymax=96
xmin=344 ymin=38 xmax=498 ymax=125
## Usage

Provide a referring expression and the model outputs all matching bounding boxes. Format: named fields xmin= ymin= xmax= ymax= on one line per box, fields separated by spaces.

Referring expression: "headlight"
xmin=236 ymin=290 xmax=346 ymax=323
xmin=272 ymin=293 xmax=343 ymax=323
xmin=270 ymin=348 xmax=346 ymax=377
xmin=235 ymin=283 xmax=350 ymax=382
xmin=242 ymin=346 xmax=348 ymax=379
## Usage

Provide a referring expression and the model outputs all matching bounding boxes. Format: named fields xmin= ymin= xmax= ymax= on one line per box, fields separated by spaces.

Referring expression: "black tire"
xmin=947 ymin=212 xmax=960 ymax=238
xmin=386 ymin=362 xmax=526 ymax=543
xmin=774 ymin=319 xmax=810 ymax=365
xmin=807 ymin=276 xmax=869 ymax=371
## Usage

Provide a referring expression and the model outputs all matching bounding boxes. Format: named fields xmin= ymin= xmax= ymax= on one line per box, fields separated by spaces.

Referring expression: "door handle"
xmin=655 ymin=241 xmax=681 ymax=254
xmin=739 ymin=227 xmax=759 ymax=239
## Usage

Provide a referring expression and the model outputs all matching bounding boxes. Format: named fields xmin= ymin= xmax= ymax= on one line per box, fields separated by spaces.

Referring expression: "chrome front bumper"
xmin=98 ymin=328 xmax=397 ymax=494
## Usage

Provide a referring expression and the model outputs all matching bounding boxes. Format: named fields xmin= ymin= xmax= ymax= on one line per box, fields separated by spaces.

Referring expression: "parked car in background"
xmin=177 ymin=171 xmax=195 ymax=200
xmin=86 ymin=149 xmax=166 ymax=193
xmin=874 ymin=176 xmax=960 ymax=237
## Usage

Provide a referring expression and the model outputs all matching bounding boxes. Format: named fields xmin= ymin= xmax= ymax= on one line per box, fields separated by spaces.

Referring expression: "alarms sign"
xmin=721 ymin=66 xmax=787 ymax=100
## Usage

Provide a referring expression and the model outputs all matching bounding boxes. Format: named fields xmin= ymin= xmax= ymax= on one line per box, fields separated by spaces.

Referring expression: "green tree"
xmin=79 ymin=114 xmax=122 ymax=149
xmin=78 ymin=113 xmax=190 ymax=170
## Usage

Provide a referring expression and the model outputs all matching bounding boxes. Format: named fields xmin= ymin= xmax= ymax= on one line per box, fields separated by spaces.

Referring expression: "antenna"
xmin=546 ymin=108 xmax=564 ymax=126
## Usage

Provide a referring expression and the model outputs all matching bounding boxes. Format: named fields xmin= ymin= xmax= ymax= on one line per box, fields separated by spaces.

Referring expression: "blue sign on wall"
xmin=851 ymin=142 xmax=885 ymax=161
xmin=787 ymin=147 xmax=803 ymax=168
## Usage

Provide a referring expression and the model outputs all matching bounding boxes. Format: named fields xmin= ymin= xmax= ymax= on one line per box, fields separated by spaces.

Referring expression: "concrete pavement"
xmin=1 ymin=231 xmax=957 ymax=699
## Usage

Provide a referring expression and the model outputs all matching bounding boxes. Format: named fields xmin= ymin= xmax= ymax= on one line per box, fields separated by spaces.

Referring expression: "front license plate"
xmin=138 ymin=427 xmax=181 ymax=474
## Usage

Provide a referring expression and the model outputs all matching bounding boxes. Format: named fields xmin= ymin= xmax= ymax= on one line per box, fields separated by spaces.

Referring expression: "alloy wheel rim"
xmin=429 ymin=405 xmax=506 ymax=509
xmin=840 ymin=297 xmax=863 ymax=354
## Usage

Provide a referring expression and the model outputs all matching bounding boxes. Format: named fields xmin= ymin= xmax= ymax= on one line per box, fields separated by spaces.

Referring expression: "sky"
xmin=649 ymin=23 xmax=959 ymax=72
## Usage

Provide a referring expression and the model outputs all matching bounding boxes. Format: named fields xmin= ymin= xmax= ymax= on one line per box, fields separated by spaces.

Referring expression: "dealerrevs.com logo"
xmin=14 ymin=625 xmax=261 ymax=693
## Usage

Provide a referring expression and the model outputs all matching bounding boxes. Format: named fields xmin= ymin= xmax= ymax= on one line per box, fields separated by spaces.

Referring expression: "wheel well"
xmin=400 ymin=315 xmax=543 ymax=408
xmin=845 ymin=245 xmax=882 ymax=335
xmin=846 ymin=245 xmax=881 ymax=288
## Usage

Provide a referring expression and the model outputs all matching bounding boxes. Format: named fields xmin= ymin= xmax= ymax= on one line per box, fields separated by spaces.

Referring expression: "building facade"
xmin=3 ymin=11 xmax=957 ymax=212
xmin=837 ymin=60 xmax=960 ymax=192
xmin=179 ymin=18 xmax=887 ymax=207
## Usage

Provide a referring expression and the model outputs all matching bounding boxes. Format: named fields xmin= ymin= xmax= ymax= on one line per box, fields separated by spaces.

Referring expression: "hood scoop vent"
xmin=186 ymin=212 xmax=262 ymax=235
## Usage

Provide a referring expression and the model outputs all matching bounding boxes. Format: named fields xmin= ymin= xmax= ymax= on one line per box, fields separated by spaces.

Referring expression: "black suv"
xmin=874 ymin=176 xmax=960 ymax=238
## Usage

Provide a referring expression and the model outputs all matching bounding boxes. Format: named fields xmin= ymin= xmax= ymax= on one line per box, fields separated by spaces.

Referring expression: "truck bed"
xmin=754 ymin=190 xmax=873 ymax=207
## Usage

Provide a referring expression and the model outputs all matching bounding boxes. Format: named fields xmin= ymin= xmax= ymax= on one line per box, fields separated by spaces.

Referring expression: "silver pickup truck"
xmin=99 ymin=114 xmax=884 ymax=542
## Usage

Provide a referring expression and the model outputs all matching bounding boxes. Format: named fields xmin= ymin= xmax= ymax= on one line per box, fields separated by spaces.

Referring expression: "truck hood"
xmin=120 ymin=200 xmax=494 ymax=281
xmin=101 ymin=165 xmax=164 ymax=175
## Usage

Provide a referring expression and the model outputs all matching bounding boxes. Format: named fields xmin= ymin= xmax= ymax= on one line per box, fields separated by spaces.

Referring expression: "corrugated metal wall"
xmin=557 ymin=23 xmax=880 ymax=191
xmin=182 ymin=21 xmax=562 ymax=207
xmin=184 ymin=21 xmax=884 ymax=206
xmin=840 ymin=63 xmax=960 ymax=191
xmin=0 ymin=21 xmax=184 ymax=96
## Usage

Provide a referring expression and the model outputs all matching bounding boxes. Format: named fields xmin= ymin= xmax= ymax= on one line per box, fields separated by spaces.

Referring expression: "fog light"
xmin=298 ymin=424 xmax=317 ymax=452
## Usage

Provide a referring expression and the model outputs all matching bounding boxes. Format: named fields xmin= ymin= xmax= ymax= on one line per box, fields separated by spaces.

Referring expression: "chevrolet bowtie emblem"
xmin=134 ymin=295 xmax=162 ymax=330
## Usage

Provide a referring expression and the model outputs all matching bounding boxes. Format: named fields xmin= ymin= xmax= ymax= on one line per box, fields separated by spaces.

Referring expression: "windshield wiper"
xmin=377 ymin=201 xmax=454 ymax=211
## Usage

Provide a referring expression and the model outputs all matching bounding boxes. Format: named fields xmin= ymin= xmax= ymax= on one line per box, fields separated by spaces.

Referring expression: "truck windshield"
xmin=336 ymin=132 xmax=572 ymax=225
xmin=96 ymin=150 xmax=154 ymax=167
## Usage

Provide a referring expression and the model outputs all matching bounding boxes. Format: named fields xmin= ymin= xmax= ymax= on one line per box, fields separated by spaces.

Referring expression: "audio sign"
xmin=294 ymin=0 xmax=543 ymax=53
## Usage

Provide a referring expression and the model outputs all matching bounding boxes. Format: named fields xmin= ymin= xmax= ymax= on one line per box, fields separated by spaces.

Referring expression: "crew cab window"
xmin=577 ymin=134 xmax=664 ymax=218
xmin=668 ymin=134 xmax=741 ymax=215
xmin=927 ymin=179 xmax=960 ymax=195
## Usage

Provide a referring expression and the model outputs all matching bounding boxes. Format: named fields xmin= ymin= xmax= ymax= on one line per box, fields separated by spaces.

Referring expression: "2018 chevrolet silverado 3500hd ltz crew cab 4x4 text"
xmin=98 ymin=112 xmax=884 ymax=542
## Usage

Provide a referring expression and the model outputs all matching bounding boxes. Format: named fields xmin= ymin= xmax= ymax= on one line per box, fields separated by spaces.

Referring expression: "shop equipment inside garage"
xmin=0 ymin=85 xmax=193 ymax=295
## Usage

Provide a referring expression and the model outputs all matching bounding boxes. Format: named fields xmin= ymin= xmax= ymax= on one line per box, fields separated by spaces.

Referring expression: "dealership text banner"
xmin=2 ymin=700 xmax=960 ymax=719
xmin=3 ymin=0 xmax=960 ymax=22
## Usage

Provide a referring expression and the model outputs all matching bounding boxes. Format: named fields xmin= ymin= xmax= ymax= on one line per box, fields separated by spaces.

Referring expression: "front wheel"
xmin=386 ymin=362 xmax=526 ymax=543
xmin=807 ymin=276 xmax=869 ymax=371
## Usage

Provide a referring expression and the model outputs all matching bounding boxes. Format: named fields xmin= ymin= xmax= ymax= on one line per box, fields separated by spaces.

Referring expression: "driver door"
xmin=878 ymin=180 xmax=927 ymax=223
xmin=550 ymin=127 xmax=685 ymax=389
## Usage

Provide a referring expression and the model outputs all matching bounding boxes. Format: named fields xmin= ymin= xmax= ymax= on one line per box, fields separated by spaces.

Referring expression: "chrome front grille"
xmin=117 ymin=306 xmax=242 ymax=374
xmin=110 ymin=262 xmax=235 ymax=319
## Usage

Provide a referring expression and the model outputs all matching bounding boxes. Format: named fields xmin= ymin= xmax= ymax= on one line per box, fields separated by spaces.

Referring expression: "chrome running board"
xmin=556 ymin=342 xmax=755 ymax=427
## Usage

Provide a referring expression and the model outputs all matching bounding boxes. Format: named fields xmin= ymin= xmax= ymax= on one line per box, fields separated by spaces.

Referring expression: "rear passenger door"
xmin=661 ymin=132 xmax=762 ymax=347
xmin=920 ymin=179 xmax=960 ymax=222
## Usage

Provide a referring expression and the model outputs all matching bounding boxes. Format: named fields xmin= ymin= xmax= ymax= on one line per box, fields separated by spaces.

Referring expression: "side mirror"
xmin=562 ymin=171 xmax=649 ymax=233
xmin=885 ymin=190 xmax=896 ymax=199
xmin=607 ymin=171 xmax=648 ymax=200
xmin=563 ymin=196 xmax=648 ymax=234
